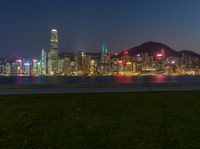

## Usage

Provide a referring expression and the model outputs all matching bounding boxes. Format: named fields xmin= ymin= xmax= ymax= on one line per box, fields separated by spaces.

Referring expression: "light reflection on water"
xmin=153 ymin=75 xmax=167 ymax=83
xmin=16 ymin=76 xmax=23 ymax=84
xmin=0 ymin=75 xmax=200 ymax=85
xmin=114 ymin=76 xmax=133 ymax=84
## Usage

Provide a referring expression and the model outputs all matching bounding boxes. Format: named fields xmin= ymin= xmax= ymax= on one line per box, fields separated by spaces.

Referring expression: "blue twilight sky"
xmin=1 ymin=0 xmax=200 ymax=57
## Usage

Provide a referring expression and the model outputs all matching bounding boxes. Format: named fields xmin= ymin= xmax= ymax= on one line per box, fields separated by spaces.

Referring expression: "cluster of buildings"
xmin=0 ymin=29 xmax=200 ymax=76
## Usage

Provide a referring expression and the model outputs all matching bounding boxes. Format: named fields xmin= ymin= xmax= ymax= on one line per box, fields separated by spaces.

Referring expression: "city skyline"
xmin=0 ymin=28 xmax=199 ymax=77
xmin=1 ymin=0 xmax=200 ymax=57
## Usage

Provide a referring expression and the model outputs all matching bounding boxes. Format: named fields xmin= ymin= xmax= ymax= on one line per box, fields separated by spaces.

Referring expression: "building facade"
xmin=48 ymin=29 xmax=59 ymax=75
xmin=41 ymin=49 xmax=47 ymax=75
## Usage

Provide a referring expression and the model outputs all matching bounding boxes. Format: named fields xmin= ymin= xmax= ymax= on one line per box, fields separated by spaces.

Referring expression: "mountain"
xmin=179 ymin=50 xmax=200 ymax=58
xmin=119 ymin=41 xmax=200 ymax=58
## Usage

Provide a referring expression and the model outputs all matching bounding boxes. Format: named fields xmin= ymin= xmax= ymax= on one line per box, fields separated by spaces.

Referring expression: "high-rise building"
xmin=101 ymin=43 xmax=108 ymax=63
xmin=48 ymin=29 xmax=59 ymax=75
xmin=75 ymin=51 xmax=90 ymax=75
xmin=58 ymin=59 xmax=63 ymax=74
xmin=41 ymin=49 xmax=47 ymax=75
xmin=16 ymin=59 xmax=23 ymax=74
xmin=23 ymin=60 xmax=31 ymax=75
xmin=62 ymin=57 xmax=71 ymax=76
xmin=99 ymin=43 xmax=110 ymax=74
xmin=32 ymin=59 xmax=38 ymax=75
xmin=5 ymin=63 xmax=11 ymax=74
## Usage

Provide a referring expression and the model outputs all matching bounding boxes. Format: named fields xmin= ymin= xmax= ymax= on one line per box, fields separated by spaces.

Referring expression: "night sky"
xmin=1 ymin=0 xmax=200 ymax=57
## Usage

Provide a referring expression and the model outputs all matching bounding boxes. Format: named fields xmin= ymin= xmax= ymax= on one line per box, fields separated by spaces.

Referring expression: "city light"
xmin=17 ymin=59 xmax=22 ymax=62
xmin=124 ymin=51 xmax=129 ymax=55
xmin=157 ymin=53 xmax=163 ymax=57
xmin=91 ymin=60 xmax=95 ymax=64
xmin=52 ymin=29 xmax=57 ymax=32
xmin=0 ymin=29 xmax=199 ymax=76
xmin=24 ymin=63 xmax=30 ymax=66
xmin=118 ymin=60 xmax=123 ymax=64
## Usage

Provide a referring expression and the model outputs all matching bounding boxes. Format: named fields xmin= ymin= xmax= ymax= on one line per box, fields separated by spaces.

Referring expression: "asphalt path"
xmin=0 ymin=85 xmax=200 ymax=94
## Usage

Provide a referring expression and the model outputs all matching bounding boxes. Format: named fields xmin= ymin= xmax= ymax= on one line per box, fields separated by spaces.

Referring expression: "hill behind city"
xmin=120 ymin=41 xmax=200 ymax=58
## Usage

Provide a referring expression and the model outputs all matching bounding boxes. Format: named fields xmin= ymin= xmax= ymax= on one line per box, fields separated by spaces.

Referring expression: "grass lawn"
xmin=0 ymin=91 xmax=200 ymax=148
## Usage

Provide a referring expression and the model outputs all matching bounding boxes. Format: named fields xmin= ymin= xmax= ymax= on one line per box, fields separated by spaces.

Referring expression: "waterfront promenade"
xmin=0 ymin=83 xmax=200 ymax=94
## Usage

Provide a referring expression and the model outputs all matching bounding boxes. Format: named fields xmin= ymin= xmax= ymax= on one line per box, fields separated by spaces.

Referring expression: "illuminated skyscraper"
xmin=41 ymin=49 xmax=47 ymax=75
xmin=23 ymin=60 xmax=31 ymax=75
xmin=101 ymin=43 xmax=108 ymax=63
xmin=16 ymin=59 xmax=23 ymax=74
xmin=101 ymin=43 xmax=108 ymax=54
xmin=99 ymin=43 xmax=110 ymax=74
xmin=75 ymin=51 xmax=90 ymax=75
xmin=48 ymin=29 xmax=59 ymax=75
xmin=32 ymin=59 xmax=38 ymax=75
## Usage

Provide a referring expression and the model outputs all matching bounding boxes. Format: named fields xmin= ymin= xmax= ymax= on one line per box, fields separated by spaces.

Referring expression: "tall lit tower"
xmin=48 ymin=29 xmax=59 ymax=75
xmin=99 ymin=43 xmax=110 ymax=74
xmin=101 ymin=43 xmax=108 ymax=63
xmin=41 ymin=49 xmax=47 ymax=75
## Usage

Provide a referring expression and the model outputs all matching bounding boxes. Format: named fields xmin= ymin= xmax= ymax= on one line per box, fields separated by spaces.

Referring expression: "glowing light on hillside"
xmin=157 ymin=53 xmax=163 ymax=57
xmin=124 ymin=51 xmax=129 ymax=55
xmin=137 ymin=54 xmax=140 ymax=57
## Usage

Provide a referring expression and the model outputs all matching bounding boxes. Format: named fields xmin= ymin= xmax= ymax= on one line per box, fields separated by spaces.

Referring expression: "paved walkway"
xmin=0 ymin=86 xmax=200 ymax=94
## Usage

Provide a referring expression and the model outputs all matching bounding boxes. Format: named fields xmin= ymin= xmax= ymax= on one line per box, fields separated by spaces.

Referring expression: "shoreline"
xmin=0 ymin=82 xmax=200 ymax=94
xmin=0 ymin=81 xmax=200 ymax=89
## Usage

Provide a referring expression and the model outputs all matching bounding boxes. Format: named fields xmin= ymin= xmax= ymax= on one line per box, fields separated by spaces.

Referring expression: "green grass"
xmin=0 ymin=92 xmax=200 ymax=148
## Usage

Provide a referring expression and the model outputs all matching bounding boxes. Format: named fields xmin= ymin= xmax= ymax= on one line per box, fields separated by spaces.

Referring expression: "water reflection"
xmin=32 ymin=76 xmax=37 ymax=84
xmin=16 ymin=76 xmax=23 ymax=85
xmin=1 ymin=75 xmax=200 ymax=85
xmin=153 ymin=75 xmax=167 ymax=83
xmin=114 ymin=76 xmax=133 ymax=84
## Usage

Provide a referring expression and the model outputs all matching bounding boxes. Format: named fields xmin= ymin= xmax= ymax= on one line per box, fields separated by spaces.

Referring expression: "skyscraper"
xmin=101 ymin=43 xmax=108 ymax=63
xmin=41 ymin=49 xmax=47 ymax=75
xmin=48 ymin=29 xmax=59 ymax=75
xmin=101 ymin=43 xmax=108 ymax=53
xmin=99 ymin=43 xmax=110 ymax=74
